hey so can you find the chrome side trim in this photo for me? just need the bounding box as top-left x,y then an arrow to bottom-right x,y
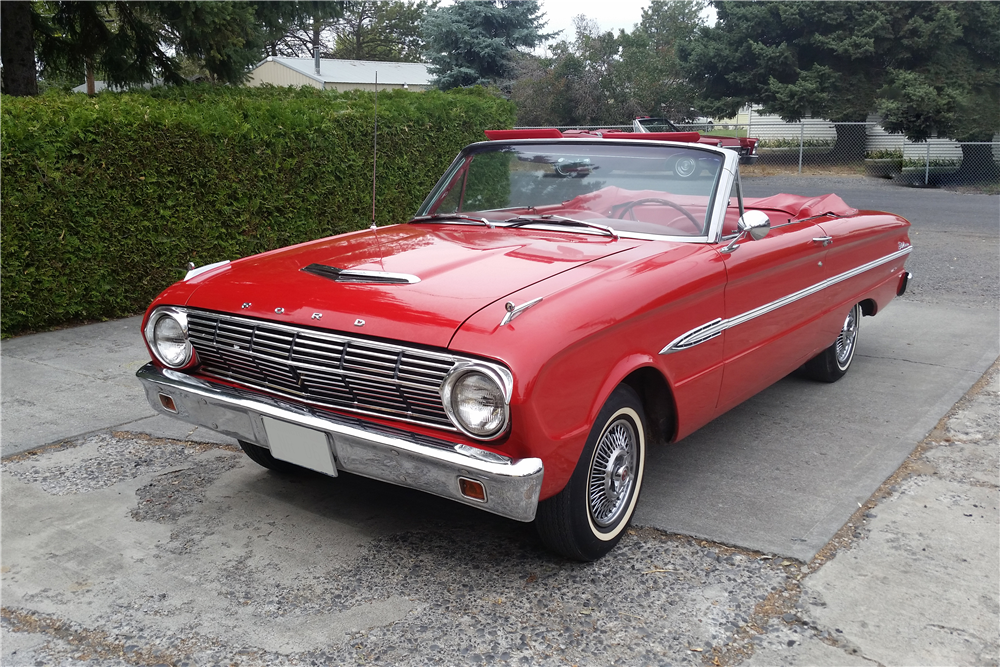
500,297 -> 543,326
137,363 -> 543,522
660,246 -> 913,354
661,318 -> 724,353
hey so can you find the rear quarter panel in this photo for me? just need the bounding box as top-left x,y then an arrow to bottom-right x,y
813,211 -> 912,342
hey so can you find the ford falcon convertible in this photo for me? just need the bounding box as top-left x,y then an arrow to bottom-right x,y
137,128 -> 912,561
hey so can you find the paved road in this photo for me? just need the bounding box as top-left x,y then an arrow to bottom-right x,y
2,175 -> 997,665
742,174 -> 999,310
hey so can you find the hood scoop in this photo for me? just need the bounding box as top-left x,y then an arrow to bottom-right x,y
301,263 -> 421,285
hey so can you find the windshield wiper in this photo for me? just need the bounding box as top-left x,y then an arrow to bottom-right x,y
408,213 -> 494,228
503,214 -> 619,239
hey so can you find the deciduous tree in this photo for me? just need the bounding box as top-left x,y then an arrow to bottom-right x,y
332,1 -> 435,62
510,3 -> 705,127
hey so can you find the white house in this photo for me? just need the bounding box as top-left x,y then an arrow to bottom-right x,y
247,57 -> 433,92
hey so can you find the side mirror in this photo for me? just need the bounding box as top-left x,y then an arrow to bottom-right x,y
722,210 -> 771,254
737,210 -> 770,240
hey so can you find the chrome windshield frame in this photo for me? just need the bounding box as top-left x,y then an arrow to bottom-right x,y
415,138 -> 740,245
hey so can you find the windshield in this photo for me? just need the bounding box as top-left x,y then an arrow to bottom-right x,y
417,141 -> 724,237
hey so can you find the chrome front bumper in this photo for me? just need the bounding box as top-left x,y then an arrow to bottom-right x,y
136,363 -> 543,521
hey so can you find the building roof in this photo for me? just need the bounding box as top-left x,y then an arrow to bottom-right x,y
257,57 -> 432,87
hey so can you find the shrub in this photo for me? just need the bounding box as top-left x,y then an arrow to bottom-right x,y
757,138 -> 834,149
0,85 -> 515,336
865,149 -> 903,160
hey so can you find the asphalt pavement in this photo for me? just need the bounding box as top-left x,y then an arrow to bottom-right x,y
2,175 -> 998,665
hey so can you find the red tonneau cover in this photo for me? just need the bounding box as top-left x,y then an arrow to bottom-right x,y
483,128 -> 704,144
484,129 -> 564,140
600,131 -> 702,143
745,193 -> 857,220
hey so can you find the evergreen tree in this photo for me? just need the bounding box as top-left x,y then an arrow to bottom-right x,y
252,1 -> 344,59
1,2 -> 40,96
1,1 -> 342,94
683,1 -> 1000,161
421,0 -> 551,90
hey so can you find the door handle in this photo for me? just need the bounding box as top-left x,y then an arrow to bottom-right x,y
812,236 -> 833,247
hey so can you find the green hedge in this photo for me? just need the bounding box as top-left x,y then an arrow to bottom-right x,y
1,85 -> 515,337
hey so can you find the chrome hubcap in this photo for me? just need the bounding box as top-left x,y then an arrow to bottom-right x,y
589,418 -> 637,528
675,158 -> 697,178
835,305 -> 859,369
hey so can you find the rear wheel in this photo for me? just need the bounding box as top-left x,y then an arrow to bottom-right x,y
535,385 -> 647,561
239,439 -> 302,473
803,303 -> 861,382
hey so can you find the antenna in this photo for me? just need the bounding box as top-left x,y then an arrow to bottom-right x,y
371,71 -> 378,230
370,71 -> 386,271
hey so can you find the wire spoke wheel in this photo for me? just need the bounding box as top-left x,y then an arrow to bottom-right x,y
588,418 -> 638,528
835,305 -> 860,370
534,385 -> 648,561
802,302 -> 862,383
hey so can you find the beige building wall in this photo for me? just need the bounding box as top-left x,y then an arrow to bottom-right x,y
324,82 -> 430,92
247,61 -> 322,89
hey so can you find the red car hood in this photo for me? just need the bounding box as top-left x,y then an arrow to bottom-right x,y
182,224 -> 637,348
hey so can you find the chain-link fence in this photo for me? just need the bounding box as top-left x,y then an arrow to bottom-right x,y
718,119 -> 1000,189
516,121 -> 1000,190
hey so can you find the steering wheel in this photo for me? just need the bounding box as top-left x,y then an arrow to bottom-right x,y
615,198 -> 702,233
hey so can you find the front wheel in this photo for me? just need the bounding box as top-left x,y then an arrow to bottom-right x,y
535,385 -> 647,561
802,303 -> 861,382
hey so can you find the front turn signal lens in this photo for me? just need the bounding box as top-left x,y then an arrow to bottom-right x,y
459,477 -> 487,502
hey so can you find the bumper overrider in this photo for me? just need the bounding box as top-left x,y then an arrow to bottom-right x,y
136,363 -> 544,521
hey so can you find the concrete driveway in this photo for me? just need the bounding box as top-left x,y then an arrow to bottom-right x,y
2,175 -> 997,665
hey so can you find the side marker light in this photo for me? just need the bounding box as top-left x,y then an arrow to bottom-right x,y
158,393 -> 178,413
459,477 -> 488,503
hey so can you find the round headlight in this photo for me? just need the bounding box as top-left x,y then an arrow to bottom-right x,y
448,371 -> 507,438
151,312 -> 192,368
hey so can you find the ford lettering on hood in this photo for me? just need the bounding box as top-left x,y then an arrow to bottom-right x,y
179,224 -> 637,348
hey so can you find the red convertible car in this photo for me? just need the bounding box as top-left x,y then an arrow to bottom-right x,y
137,129 -> 912,560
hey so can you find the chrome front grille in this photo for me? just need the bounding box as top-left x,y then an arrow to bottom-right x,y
186,311 -> 458,429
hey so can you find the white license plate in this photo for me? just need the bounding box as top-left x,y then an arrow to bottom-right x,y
262,417 -> 337,476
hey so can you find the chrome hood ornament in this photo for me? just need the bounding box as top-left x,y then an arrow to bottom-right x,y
501,297 -> 543,326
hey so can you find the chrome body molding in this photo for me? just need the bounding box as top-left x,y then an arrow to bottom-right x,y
660,246 -> 913,355
500,297 -> 543,327
661,318 -> 724,353
136,363 -> 543,522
